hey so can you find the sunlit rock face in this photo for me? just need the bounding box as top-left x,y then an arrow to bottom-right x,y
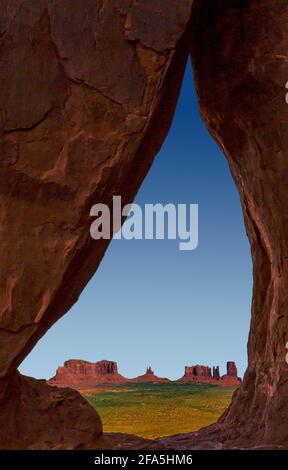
179,362 -> 241,386
130,366 -> 170,383
48,359 -> 128,388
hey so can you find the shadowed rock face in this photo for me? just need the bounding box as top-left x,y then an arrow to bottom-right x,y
0,0 -> 193,449
226,362 -> 237,377
183,0 -> 288,449
213,366 -> 220,381
0,371 -> 102,450
1,0 -> 288,450
0,0 -> 193,379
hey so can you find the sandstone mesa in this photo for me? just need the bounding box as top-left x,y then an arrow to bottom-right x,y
47,360 -> 241,388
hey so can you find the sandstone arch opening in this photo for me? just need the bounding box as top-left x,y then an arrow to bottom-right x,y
20,58 -> 251,443
1,0 -> 288,450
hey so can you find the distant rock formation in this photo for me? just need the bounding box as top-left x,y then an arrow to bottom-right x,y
48,359 -> 241,390
227,361 -> 238,377
213,366 -> 220,381
48,360 -> 128,389
48,362 -> 171,388
130,366 -> 170,383
220,362 -> 241,386
180,361 -> 241,386
181,364 -> 214,383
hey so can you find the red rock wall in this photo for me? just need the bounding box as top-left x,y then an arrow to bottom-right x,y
188,365 -> 212,378
0,371 -> 102,450
48,359 -> 128,388
63,359 -> 119,376
0,0 -> 193,449
226,362 -> 238,377
180,363 -> 241,386
0,0 -> 288,450
187,0 -> 288,448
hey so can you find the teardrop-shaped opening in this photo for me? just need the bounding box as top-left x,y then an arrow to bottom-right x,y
20,59 -> 252,441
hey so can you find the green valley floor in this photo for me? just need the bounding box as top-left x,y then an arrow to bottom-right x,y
84,382 -> 236,439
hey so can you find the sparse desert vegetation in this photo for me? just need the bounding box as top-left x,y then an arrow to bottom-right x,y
84,382 -> 236,439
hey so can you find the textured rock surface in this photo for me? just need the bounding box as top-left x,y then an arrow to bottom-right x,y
0,0 -> 193,378
48,359 -> 128,388
180,362 -> 241,386
181,364 -> 213,382
1,0 -> 288,451
130,366 -> 170,383
186,0 -> 288,449
219,362 -> 241,387
190,365 -> 211,378
0,371 -> 102,449
0,0 -> 193,449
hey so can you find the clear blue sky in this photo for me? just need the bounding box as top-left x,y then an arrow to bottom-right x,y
20,59 -> 252,381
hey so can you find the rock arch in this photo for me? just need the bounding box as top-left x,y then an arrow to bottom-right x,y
0,0 -> 287,449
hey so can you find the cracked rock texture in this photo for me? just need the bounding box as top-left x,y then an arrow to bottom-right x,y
182,0 -> 288,449
0,0 -> 193,449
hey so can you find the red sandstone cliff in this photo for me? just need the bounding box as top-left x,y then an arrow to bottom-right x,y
181,364 -> 213,382
48,361 -> 240,389
48,363 -> 171,387
48,360 -> 128,388
219,362 -> 241,387
180,362 -> 241,386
